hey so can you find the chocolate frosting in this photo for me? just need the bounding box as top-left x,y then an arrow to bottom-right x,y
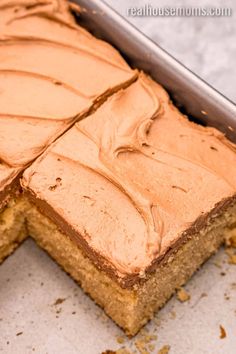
0,0 -> 136,207
22,73 -> 236,286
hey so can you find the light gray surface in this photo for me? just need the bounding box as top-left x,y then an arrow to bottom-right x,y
1,1 -> 236,354
106,0 -> 236,103
0,240 -> 235,354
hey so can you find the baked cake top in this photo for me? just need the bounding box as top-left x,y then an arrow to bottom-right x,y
22,73 -> 236,287
0,0 -> 136,209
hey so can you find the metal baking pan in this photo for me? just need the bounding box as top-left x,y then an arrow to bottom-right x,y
72,0 -> 236,142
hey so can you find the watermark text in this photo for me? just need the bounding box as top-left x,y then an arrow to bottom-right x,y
127,6 -> 232,17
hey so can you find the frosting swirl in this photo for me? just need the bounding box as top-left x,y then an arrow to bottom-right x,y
0,0 -> 136,205
22,74 -> 236,282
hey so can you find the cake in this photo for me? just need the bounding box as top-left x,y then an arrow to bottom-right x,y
1,0 -> 236,337
22,74 -> 236,335
0,0 -> 136,262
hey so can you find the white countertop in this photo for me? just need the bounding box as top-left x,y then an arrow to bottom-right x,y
1,241 -> 235,354
106,0 -> 236,103
0,1 -> 235,353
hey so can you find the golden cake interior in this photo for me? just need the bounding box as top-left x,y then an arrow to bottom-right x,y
26,198 -> 236,336
0,197 -> 29,264
1,192 -> 236,335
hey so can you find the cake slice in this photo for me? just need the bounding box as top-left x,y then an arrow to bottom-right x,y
0,0 -> 136,263
22,73 -> 236,335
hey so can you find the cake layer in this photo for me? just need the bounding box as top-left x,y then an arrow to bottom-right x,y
26,198 -> 236,335
0,0 -> 136,209
0,197 -> 29,263
22,73 -> 236,287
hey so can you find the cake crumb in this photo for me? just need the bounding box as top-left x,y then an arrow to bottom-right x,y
142,329 -> 157,343
219,325 -> 226,339
170,310 -> 176,319
134,330 -> 157,354
157,345 -> 170,354
16,332 -> 23,336
224,293 -> 230,300
116,336 -> 125,344
226,234 -> 236,248
135,339 -> 147,354
49,177 -> 62,191
148,343 -> 155,351
231,282 -> 236,289
213,261 -> 222,268
53,298 -> 66,306
146,334 -> 157,342
210,146 -> 218,151
116,350 -> 132,354
102,349 -> 132,354
177,288 -> 190,302
140,331 -> 157,344
225,247 -> 236,264
117,349 -> 132,354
